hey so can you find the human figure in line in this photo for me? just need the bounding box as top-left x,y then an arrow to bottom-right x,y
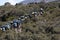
13,19 -> 18,33
0,25 -> 6,32
24,14 -> 29,19
13,19 -> 22,33
40,8 -> 44,15
5,23 -> 11,30
17,18 -> 22,33
32,12 -> 38,17
20,16 -> 25,21
10,21 -> 13,29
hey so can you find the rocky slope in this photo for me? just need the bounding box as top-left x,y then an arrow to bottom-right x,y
0,1 -> 60,40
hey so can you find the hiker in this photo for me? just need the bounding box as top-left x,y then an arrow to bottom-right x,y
18,19 -> 22,32
13,18 -> 22,28
1,25 -> 6,32
32,12 -> 38,18
18,18 -> 23,23
13,19 -> 18,28
9,21 -> 13,29
20,16 -> 25,21
40,8 -> 44,15
2,27 -> 6,32
24,14 -> 29,19
34,12 -> 38,16
13,19 -> 22,32
5,23 -> 11,30
17,18 -> 22,28
13,19 -> 18,33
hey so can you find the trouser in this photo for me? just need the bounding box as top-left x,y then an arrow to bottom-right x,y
15,24 -> 22,33
17,24 -> 22,32
15,28 -> 22,33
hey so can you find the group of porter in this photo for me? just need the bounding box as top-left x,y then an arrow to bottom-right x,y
0,8 -> 44,32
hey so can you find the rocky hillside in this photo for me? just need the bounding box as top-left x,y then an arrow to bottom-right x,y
0,1 -> 60,40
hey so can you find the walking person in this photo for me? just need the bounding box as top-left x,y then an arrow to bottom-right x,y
40,8 -> 44,15
13,19 -> 18,33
